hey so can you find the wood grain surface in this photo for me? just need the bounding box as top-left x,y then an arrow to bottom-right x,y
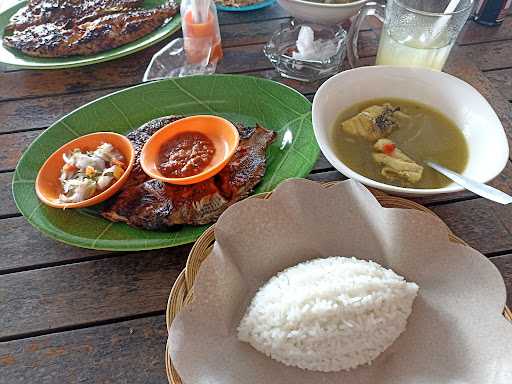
0,316 -> 168,384
1,5 -> 511,383
486,69 -> 512,100
0,172 -> 17,217
0,216 -> 108,272
0,251 -> 187,340
460,40 -> 512,71
1,130 -> 41,171
0,89 -> 118,133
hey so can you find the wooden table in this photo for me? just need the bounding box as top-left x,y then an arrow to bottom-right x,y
1,4 -> 512,383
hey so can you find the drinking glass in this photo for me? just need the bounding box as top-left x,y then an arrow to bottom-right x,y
347,0 -> 474,71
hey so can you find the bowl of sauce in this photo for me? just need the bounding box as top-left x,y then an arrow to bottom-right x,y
140,115 -> 240,185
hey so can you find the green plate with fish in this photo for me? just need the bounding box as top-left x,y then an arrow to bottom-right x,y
0,0 -> 181,69
12,75 -> 319,251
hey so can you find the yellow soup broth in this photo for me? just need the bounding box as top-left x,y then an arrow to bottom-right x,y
332,98 -> 469,189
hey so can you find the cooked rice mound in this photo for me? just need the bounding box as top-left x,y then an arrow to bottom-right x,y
237,256 -> 419,372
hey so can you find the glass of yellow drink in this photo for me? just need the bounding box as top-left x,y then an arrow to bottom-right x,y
347,0 -> 474,71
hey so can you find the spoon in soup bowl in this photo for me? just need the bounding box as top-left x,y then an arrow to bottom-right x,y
425,161 -> 512,205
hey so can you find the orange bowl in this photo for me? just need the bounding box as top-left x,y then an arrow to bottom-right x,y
140,115 -> 240,185
35,132 -> 135,209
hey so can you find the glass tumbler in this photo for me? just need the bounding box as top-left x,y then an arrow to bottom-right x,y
347,0 -> 474,71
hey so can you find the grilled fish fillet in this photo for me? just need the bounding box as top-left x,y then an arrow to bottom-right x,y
102,116 -> 276,230
5,0 -> 143,33
3,6 -> 176,58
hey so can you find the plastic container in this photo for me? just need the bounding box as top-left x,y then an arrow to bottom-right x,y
181,0 -> 223,64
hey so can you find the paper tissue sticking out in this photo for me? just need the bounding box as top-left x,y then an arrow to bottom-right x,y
292,26 -> 338,61
263,22 -> 347,82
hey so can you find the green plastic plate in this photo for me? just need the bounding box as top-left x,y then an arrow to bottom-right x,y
13,75 -> 319,251
0,0 -> 181,69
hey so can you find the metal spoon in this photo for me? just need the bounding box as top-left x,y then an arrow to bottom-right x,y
425,161 -> 512,205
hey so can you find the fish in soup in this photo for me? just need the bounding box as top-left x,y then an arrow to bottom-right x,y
332,98 -> 469,189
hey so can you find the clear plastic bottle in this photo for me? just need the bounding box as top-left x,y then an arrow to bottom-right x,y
180,0 -> 223,64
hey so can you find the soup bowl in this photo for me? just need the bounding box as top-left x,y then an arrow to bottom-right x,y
312,66 -> 509,196
277,0 -> 368,25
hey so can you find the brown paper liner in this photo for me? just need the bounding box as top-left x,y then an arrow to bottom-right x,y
165,182 -> 512,384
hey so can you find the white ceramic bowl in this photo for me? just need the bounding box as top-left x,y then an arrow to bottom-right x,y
312,66 -> 509,196
277,0 -> 367,24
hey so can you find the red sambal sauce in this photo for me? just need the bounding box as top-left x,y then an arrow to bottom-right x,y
158,132 -> 216,178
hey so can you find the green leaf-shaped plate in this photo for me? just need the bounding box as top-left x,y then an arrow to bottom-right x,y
13,75 -> 319,251
0,0 -> 181,69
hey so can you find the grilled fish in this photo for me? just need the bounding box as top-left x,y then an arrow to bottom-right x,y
3,5 -> 176,58
5,0 -> 144,33
3,1 -> 177,58
102,117 -> 276,230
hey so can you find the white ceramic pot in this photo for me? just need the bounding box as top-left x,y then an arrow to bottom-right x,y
312,65 -> 509,196
277,0 -> 367,24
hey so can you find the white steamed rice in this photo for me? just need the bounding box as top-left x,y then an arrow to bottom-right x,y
237,256 -> 419,372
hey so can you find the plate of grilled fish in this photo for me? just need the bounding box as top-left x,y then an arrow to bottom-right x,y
0,0 -> 180,69
13,75 -> 319,250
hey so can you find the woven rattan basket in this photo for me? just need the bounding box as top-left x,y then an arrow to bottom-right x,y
165,182 -> 512,384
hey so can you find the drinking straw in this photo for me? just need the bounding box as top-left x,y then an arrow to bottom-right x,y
191,0 -> 209,23
199,0 -> 209,23
191,0 -> 200,23
431,0 -> 462,39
